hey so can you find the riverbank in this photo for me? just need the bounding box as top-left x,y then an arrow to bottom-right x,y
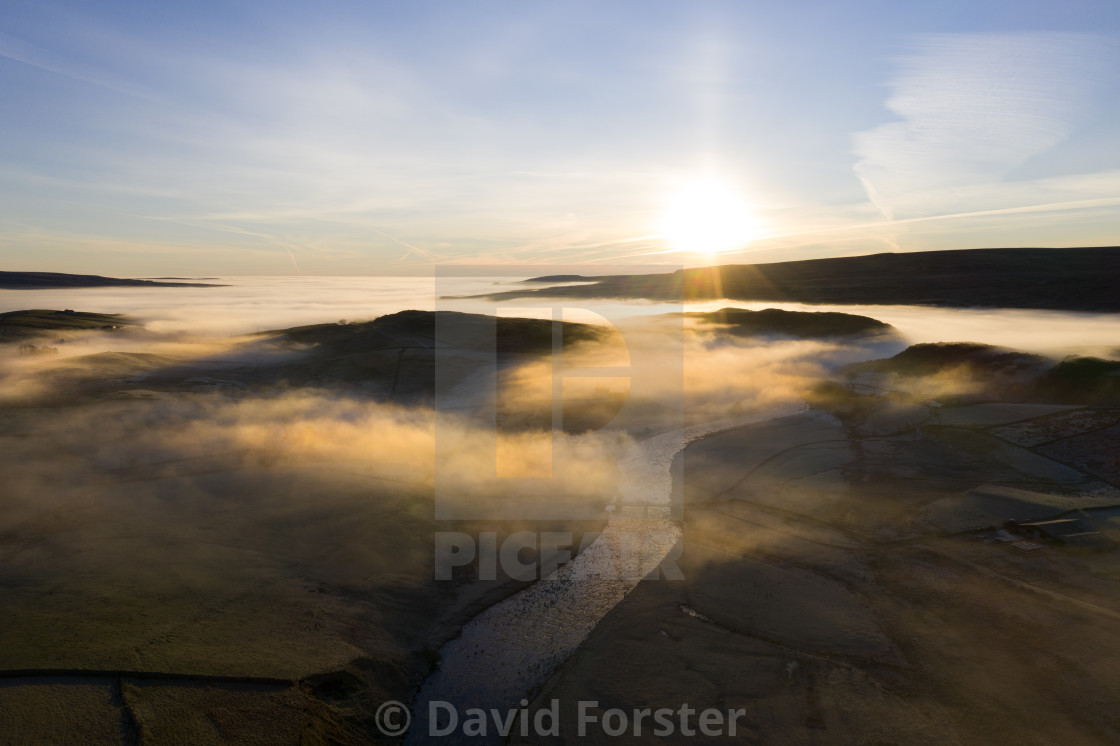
407,403 -> 806,744
507,400 -> 1120,744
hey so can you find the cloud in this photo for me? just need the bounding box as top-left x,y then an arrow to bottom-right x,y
854,33 -> 1117,221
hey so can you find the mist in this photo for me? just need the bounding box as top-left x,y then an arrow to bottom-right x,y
6,276 -> 1120,354
4,274 -> 1120,745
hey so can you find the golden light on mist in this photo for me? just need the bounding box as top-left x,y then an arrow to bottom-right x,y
660,176 -> 764,260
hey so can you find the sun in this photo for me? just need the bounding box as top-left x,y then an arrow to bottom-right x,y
660,176 -> 763,258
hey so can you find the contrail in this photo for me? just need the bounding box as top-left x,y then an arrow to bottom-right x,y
372,227 -> 434,262
0,32 -> 159,103
763,195 -> 1120,243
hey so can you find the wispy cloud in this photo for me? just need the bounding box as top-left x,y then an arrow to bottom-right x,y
854,33 -> 1117,221
4,7 -> 1119,274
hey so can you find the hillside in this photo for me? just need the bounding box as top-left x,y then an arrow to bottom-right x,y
0,271 -> 223,289
685,307 -> 895,338
500,246 -> 1120,312
0,309 -> 135,342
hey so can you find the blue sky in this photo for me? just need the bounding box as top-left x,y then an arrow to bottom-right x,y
2,0 -> 1119,275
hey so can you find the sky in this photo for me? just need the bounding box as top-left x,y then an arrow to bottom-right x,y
1,0 -> 1119,276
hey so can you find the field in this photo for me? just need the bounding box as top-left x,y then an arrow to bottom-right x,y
3,306 -> 1120,743
511,394 -> 1120,744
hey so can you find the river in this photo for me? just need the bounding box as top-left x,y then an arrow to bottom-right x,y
405,402 -> 807,744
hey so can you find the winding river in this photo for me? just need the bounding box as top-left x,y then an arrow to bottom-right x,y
406,402 -> 806,744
